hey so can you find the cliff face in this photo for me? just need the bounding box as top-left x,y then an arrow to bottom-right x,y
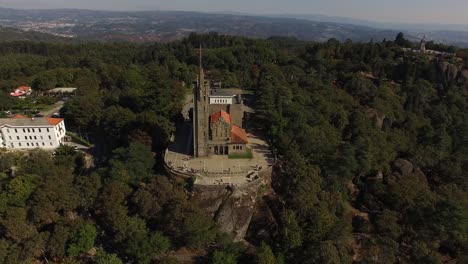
459,69 -> 468,90
438,62 -> 468,90
191,167 -> 273,242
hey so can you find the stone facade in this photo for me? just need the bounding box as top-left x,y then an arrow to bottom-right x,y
193,70 -> 247,156
192,62 -> 210,157
207,110 -> 248,156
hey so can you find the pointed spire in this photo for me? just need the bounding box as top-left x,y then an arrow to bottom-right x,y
198,42 -> 204,88
199,42 -> 202,70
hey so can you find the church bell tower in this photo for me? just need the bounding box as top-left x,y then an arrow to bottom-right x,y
193,44 -> 209,157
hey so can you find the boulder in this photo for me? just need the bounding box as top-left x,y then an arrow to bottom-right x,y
192,185 -> 231,215
346,181 -> 360,201
214,189 -> 256,241
87,247 -> 97,256
439,62 -> 450,75
438,62 -> 460,84
391,159 -> 429,186
446,64 -> 459,83
458,69 -> 468,90
365,108 -> 387,130
392,159 -> 413,176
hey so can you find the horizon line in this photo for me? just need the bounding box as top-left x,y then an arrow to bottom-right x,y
1,6 -> 468,29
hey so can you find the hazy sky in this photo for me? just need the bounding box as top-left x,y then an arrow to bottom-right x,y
1,0 -> 468,25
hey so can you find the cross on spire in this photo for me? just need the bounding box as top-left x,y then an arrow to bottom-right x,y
194,43 -> 208,71
194,43 -> 208,86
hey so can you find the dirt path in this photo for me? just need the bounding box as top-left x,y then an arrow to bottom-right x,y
41,101 -> 64,117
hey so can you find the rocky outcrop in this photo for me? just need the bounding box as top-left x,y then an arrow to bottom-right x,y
191,167 -> 273,242
192,184 -> 257,241
439,62 -> 449,75
387,158 -> 427,186
439,62 -> 458,83
447,64 -> 459,83
391,158 -> 414,176
214,187 -> 256,241
439,62 -> 468,90
365,108 -> 392,130
458,69 -> 468,90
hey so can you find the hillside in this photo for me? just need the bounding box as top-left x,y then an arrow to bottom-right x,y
0,34 -> 466,263
0,26 -> 68,42
1,7 -> 467,46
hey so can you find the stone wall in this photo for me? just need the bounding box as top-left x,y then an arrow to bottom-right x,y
229,104 -> 244,127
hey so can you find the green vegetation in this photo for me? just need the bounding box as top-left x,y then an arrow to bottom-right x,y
228,148 -> 253,159
0,95 -> 58,116
0,32 -> 466,263
66,132 -> 93,147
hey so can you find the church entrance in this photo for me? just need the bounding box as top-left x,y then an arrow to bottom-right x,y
219,145 -> 224,155
212,145 -> 229,155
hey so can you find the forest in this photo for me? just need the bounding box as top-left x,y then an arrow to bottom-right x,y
0,33 -> 467,263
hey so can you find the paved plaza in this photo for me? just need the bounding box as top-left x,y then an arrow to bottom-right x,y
164,122 -> 273,186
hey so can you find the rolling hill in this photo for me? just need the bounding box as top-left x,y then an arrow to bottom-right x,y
0,7 -> 467,47
0,25 -> 68,42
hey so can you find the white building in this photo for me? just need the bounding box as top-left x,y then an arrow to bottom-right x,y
0,117 -> 67,149
210,95 -> 234,105
209,89 -> 241,105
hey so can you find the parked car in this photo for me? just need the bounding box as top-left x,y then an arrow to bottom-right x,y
51,112 -> 60,118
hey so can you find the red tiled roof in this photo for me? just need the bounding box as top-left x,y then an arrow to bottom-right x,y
47,118 -> 63,126
211,110 -> 231,124
13,114 -> 27,119
18,86 -> 31,91
231,125 -> 248,144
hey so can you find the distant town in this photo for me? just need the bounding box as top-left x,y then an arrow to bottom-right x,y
1,7 -> 468,46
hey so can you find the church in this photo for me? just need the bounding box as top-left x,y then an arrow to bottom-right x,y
192,52 -> 248,157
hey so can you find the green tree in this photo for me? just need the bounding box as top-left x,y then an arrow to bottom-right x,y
182,210 -> 217,249
0,207 -> 37,242
256,242 -> 276,264
31,71 -> 57,91
62,95 -> 103,129
394,32 -> 411,48
47,224 -> 71,258
94,248 -> 123,264
319,241 -> 341,264
375,210 -> 402,239
0,239 -> 10,263
67,223 -> 97,257
108,143 -> 155,184
100,106 -> 136,139
75,172 -> 102,209
212,250 -> 237,264
125,231 -> 170,264
0,152 -> 17,172
280,210 -> 302,250
6,174 -> 39,206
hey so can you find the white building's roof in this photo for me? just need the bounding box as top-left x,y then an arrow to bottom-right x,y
0,118 -> 63,127
46,87 -> 77,93
210,89 -> 237,97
